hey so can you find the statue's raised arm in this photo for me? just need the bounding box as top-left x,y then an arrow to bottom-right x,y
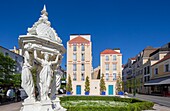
34,50 -> 42,63
51,53 -> 62,65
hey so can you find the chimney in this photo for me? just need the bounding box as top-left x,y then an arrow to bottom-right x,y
113,48 -> 120,53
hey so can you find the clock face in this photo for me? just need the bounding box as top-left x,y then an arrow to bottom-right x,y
36,23 -> 56,41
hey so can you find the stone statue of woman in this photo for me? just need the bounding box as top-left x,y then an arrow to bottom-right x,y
21,51 -> 35,101
34,50 -> 61,101
50,57 -> 62,100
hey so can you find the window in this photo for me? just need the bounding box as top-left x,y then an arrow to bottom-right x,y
105,64 -> 109,71
165,64 -> 169,72
15,56 -> 18,62
73,53 -> 77,61
147,66 -> 150,74
81,44 -> 85,51
73,64 -> 77,71
81,63 -> 85,71
154,68 -> 158,75
106,73 -> 109,81
5,52 -> 9,56
81,53 -> 85,61
122,77 -> 124,80
81,73 -> 85,81
113,73 -> 116,80
73,44 -> 77,51
73,73 -> 77,81
15,65 -> 18,72
113,64 -> 117,70
144,67 -> 146,75
113,55 -> 116,61
105,55 -> 109,61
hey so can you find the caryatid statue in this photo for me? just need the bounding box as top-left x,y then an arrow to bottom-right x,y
34,49 -> 61,101
50,56 -> 62,100
21,50 -> 35,101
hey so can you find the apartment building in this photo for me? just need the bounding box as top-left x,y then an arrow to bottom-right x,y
148,53 -> 170,96
144,43 -> 170,96
100,49 -> 122,95
67,34 -> 92,95
123,46 -> 157,93
122,58 -> 135,92
123,42 -> 170,95
0,46 -> 23,74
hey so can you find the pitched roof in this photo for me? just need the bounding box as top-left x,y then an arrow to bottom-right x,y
69,36 -> 90,44
152,53 -> 170,66
100,49 -> 120,54
130,58 -> 136,60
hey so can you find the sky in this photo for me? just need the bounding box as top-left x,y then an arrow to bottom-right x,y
0,0 -> 170,69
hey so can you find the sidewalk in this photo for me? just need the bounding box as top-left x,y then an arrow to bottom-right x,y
128,94 -> 170,111
128,94 -> 170,107
0,102 -> 22,111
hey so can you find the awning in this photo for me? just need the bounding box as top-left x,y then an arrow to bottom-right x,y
144,76 -> 170,86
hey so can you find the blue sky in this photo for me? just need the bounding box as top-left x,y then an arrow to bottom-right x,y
0,0 -> 170,69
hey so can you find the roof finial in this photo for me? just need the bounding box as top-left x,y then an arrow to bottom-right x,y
41,4 -> 48,16
43,5 -> 46,11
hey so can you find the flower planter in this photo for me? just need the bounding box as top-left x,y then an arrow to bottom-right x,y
85,91 -> 89,95
66,91 -> 71,95
118,91 -> 124,95
101,91 -> 106,95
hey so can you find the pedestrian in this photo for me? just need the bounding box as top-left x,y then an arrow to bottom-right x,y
6,88 -> 11,101
16,89 -> 21,102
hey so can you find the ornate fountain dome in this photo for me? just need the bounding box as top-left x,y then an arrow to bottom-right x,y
27,5 -> 62,44
19,5 -> 65,55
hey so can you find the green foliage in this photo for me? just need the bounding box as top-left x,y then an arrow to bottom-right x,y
60,96 -> 154,111
136,77 -> 141,87
31,67 -> 37,87
116,75 -> 123,92
84,76 -> 90,92
12,73 -> 21,87
127,80 -> 131,88
66,74 -> 72,92
100,74 -> 106,93
0,53 -> 16,86
60,96 -> 137,103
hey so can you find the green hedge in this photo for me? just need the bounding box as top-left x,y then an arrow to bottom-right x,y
60,96 -> 154,111
60,96 -> 141,103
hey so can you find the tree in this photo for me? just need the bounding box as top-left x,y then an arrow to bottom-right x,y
66,74 -> 72,93
31,67 -> 37,87
100,74 -> 106,93
12,73 -> 21,87
116,75 -> 123,93
84,76 -> 90,92
0,53 -> 16,86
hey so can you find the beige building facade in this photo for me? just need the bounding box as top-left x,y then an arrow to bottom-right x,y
67,34 -> 92,95
145,53 -> 170,96
100,49 -> 122,95
67,35 -> 123,95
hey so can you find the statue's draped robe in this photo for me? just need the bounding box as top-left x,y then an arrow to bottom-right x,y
39,60 -> 53,100
21,62 -> 35,99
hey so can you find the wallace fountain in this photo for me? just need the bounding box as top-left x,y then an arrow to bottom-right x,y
18,5 -> 66,111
